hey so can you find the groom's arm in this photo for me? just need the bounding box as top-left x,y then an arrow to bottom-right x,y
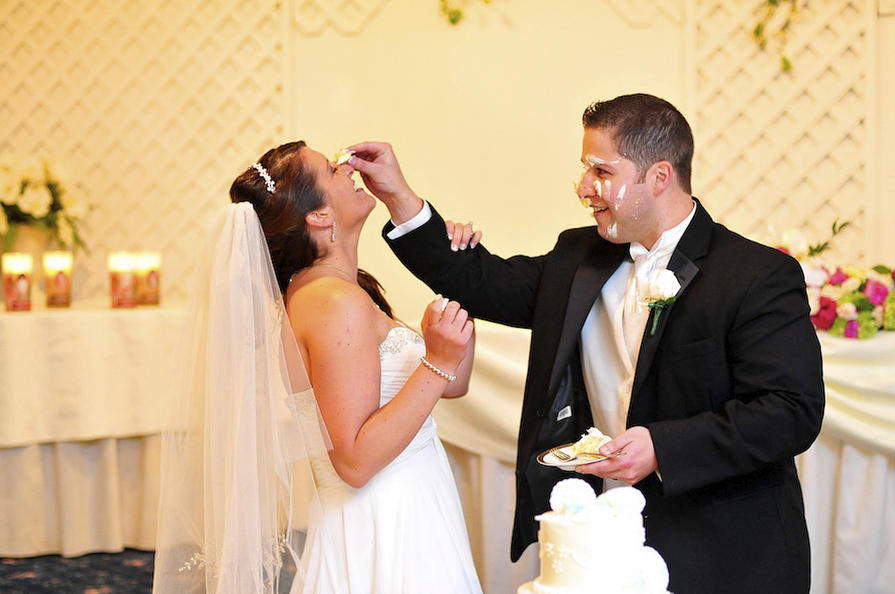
383,204 -> 544,329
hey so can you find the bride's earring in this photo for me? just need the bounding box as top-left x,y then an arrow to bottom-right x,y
331,219 -> 337,243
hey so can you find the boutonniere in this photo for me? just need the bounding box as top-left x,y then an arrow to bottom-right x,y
641,269 -> 681,335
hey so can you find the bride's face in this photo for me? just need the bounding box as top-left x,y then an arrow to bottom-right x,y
303,148 -> 376,223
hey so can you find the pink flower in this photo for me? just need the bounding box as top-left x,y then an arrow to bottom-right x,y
828,267 -> 849,285
811,296 -> 838,330
844,320 -> 859,338
863,279 -> 889,306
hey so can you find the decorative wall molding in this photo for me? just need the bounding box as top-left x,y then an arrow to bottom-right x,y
691,0 -> 874,261
602,0 -> 685,26
0,0 -> 287,301
292,0 -> 392,36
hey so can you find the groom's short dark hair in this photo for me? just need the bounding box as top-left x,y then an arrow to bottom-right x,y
583,93 -> 694,194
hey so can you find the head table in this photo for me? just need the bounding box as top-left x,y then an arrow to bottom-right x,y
1,305 -> 892,594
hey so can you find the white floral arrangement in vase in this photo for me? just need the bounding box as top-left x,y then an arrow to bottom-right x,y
0,155 -> 91,252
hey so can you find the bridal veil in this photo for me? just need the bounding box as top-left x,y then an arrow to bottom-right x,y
153,203 -> 329,593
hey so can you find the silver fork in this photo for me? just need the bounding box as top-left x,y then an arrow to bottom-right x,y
552,449 -> 574,461
553,449 -> 622,461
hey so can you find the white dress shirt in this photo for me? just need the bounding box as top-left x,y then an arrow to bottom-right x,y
579,203 -> 696,452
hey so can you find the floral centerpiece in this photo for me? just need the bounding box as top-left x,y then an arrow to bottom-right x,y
777,220 -> 895,339
0,155 -> 91,252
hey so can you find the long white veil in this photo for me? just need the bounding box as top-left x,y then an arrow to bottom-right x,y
153,202 -> 329,593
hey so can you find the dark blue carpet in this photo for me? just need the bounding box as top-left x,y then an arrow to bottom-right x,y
0,549 -> 154,594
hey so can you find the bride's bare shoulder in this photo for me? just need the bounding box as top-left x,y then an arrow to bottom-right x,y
286,277 -> 380,341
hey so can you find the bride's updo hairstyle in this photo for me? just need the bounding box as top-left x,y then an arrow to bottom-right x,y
230,140 -> 393,318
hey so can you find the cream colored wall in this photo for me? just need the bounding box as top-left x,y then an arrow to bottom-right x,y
1,0 -> 890,307
291,0 -> 688,317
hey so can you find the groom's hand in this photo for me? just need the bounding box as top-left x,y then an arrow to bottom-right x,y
348,141 -> 423,225
575,426 -> 658,486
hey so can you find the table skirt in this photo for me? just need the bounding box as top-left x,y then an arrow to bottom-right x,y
0,435 -> 160,558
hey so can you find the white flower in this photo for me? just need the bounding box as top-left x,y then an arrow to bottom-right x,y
596,485 -> 646,516
0,167 -> 18,205
841,277 -> 862,293
46,161 -> 71,188
9,155 -> 43,185
18,184 -> 53,218
59,187 -> 89,219
836,302 -> 859,321
807,286 -> 821,316
821,283 -> 847,302
780,229 -> 810,260
801,261 -> 828,288
645,269 -> 681,302
549,478 -> 598,516
641,269 -> 681,335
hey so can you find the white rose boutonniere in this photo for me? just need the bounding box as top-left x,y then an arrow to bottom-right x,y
642,269 -> 681,335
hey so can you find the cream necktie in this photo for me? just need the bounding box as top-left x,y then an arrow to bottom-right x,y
623,245 -> 652,365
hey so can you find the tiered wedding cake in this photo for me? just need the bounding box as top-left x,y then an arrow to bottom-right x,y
518,479 -> 671,594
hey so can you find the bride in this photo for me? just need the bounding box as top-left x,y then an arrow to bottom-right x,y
152,141 -> 483,593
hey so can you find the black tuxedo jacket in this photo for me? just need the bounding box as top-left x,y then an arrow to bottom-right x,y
384,200 -> 824,594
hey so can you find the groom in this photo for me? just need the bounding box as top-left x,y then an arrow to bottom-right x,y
350,93 -> 824,594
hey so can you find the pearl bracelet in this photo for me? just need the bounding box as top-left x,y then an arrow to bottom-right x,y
420,356 -> 457,382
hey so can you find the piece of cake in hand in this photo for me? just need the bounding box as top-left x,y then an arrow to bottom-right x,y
334,148 -> 354,165
518,478 -> 672,594
570,426 -> 612,455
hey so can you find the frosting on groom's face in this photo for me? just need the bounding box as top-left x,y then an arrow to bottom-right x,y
578,127 -> 656,247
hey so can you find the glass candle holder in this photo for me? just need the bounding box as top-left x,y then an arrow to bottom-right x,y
134,251 -> 161,305
2,252 -> 33,311
108,251 -> 137,308
43,251 -> 73,307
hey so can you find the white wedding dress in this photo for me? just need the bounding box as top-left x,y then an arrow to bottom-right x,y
296,326 -> 483,594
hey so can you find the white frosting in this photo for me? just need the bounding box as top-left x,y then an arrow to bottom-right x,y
518,480 -> 671,594
334,148 -> 354,165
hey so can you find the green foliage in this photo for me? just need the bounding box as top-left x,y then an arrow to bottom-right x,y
753,0 -> 799,71
807,218 -> 851,258
440,0 -> 491,25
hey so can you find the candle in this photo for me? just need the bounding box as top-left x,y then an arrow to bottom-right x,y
43,251 -> 73,307
2,252 -> 33,311
108,251 -> 137,308
134,251 -> 161,305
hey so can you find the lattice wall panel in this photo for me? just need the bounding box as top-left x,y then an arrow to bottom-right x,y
692,0 -> 873,261
1,0 -> 286,301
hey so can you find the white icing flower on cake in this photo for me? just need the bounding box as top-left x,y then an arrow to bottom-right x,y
596,485 -> 646,517
549,478 -> 597,516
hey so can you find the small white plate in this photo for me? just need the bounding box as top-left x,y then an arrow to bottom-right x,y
537,443 -> 608,471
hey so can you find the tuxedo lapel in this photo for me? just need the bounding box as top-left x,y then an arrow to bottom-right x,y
629,201 -> 712,405
547,247 -> 626,398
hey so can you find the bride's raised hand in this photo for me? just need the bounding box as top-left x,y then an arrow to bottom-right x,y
444,220 -> 482,251
420,295 -> 474,378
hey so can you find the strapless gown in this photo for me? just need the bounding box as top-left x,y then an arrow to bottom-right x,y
296,326 -> 483,593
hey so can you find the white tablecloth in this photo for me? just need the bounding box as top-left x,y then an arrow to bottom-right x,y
2,306 -> 893,594
0,302 -> 184,557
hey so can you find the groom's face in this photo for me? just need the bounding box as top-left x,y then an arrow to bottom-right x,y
578,127 -> 658,246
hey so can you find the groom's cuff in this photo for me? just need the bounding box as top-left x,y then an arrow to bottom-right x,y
386,200 -> 432,240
